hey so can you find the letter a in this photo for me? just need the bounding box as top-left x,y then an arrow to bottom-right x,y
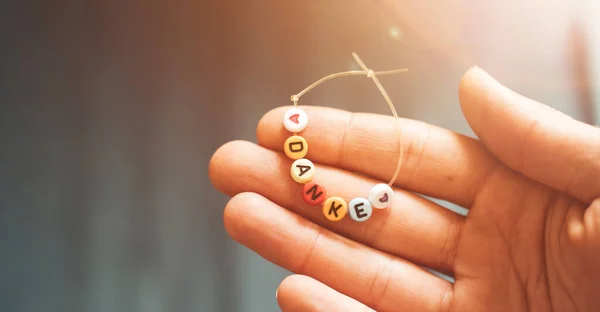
297,165 -> 312,177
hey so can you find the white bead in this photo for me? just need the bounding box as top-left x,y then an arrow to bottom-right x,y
368,183 -> 393,209
348,198 -> 373,222
283,108 -> 308,133
290,158 -> 315,183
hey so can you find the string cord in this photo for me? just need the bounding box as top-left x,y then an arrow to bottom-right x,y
290,53 -> 406,187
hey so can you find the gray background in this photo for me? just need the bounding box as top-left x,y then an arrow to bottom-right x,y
1,1 -> 598,311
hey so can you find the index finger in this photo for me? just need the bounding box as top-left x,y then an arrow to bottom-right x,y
257,106 -> 497,208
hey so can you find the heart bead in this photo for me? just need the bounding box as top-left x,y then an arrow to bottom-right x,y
368,183 -> 393,209
283,107 -> 308,133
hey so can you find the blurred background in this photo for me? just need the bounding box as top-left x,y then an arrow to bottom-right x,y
1,1 -> 599,311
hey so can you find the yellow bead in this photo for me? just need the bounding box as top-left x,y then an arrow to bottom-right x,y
322,196 -> 347,221
290,158 -> 315,183
284,135 -> 308,160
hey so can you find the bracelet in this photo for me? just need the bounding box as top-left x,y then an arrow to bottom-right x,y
283,53 -> 407,222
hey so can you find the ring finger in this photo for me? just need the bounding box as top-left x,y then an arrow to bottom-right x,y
225,192 -> 454,312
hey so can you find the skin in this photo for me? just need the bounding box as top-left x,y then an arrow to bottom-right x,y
209,67 -> 600,311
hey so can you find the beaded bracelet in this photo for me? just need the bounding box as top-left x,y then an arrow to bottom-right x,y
283,53 -> 407,222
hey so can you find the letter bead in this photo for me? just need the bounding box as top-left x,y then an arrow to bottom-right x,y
302,182 -> 327,206
368,183 -> 393,209
322,196 -> 347,221
284,135 -> 308,160
283,107 -> 308,133
348,198 -> 373,222
290,158 -> 315,183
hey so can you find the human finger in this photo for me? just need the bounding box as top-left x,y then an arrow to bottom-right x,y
257,106 -> 497,208
224,192 -> 454,312
209,140 -> 464,274
277,274 -> 374,312
459,66 -> 600,204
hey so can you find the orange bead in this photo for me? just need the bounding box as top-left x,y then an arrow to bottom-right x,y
322,196 -> 347,221
302,182 -> 326,206
284,135 -> 308,160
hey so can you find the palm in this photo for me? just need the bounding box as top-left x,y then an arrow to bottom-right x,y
456,180 -> 593,311
210,68 -> 600,311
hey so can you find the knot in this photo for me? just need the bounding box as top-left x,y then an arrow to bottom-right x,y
290,95 -> 299,102
366,69 -> 374,78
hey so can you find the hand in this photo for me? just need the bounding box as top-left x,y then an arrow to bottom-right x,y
209,67 -> 600,311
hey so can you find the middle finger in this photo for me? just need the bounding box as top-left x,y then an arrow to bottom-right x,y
210,140 -> 465,274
